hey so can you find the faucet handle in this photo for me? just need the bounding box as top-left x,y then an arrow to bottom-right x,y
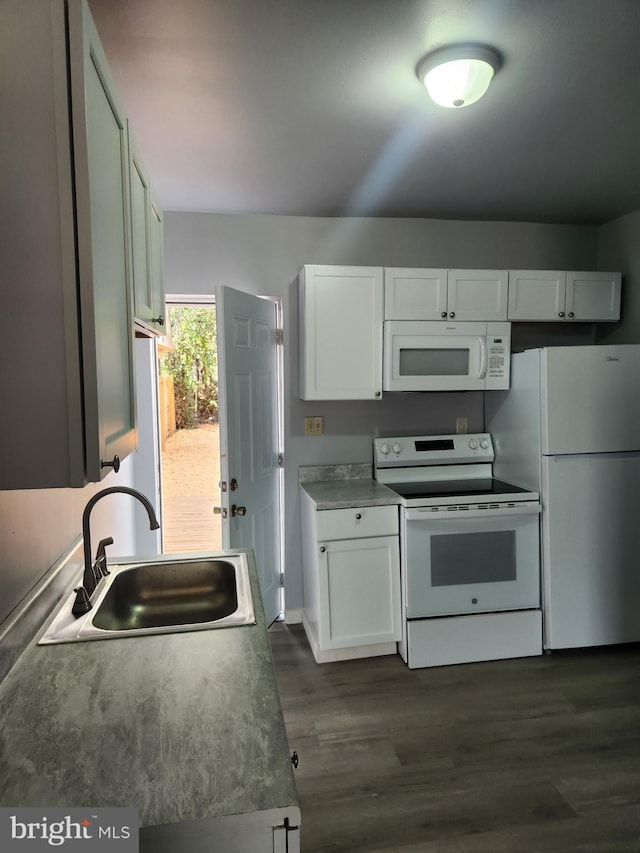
94,537 -> 114,579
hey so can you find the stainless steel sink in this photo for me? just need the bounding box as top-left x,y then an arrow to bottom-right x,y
39,552 -> 256,645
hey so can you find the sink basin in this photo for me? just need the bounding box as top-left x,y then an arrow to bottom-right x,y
39,552 -> 256,645
92,560 -> 240,631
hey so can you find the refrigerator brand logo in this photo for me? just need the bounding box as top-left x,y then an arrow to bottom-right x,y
1,808 -> 138,851
606,356 -> 620,361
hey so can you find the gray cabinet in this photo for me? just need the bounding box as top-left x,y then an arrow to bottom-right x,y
148,195 -> 166,333
129,127 -> 166,334
0,0 -> 136,488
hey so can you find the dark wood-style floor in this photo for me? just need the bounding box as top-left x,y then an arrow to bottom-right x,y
269,623 -> 640,853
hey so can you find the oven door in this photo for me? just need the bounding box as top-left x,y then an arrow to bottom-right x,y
383,321 -> 487,392
402,504 -> 540,617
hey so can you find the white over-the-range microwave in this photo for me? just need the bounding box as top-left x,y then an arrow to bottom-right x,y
383,320 -> 511,392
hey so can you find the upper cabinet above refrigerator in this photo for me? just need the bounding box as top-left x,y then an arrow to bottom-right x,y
508,271 -> 621,322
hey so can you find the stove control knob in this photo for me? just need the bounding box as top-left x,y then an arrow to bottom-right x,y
468,439 -> 478,450
480,438 -> 490,450
392,443 -> 402,454
380,443 -> 390,455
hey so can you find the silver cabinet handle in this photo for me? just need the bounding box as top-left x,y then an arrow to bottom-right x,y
355,513 -> 362,520
449,311 -> 456,318
568,312 -> 575,318
559,311 -> 565,318
319,545 -> 326,553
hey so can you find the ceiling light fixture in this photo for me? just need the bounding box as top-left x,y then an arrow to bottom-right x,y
416,45 -> 501,109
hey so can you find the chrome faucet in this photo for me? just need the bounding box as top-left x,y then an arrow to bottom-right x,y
72,486 -> 160,617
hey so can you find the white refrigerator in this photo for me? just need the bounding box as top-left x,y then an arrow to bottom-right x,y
486,345 -> 640,650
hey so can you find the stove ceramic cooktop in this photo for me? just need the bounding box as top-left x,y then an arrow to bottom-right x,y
383,477 -> 539,507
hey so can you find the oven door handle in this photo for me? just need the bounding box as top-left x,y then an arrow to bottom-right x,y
404,503 -> 541,521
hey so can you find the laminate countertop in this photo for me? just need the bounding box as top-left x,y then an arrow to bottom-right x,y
299,466 -> 401,511
0,549 -> 298,834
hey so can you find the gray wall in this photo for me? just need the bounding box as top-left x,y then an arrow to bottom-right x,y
598,208 -> 640,344
0,464 -> 136,629
164,211 -> 598,615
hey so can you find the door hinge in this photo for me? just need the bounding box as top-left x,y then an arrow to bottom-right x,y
279,572 -> 285,588
277,452 -> 284,468
276,328 -> 284,345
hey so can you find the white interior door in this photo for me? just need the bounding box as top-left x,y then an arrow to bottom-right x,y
217,286 -> 282,625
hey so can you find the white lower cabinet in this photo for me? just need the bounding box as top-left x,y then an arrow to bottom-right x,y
301,495 -> 401,663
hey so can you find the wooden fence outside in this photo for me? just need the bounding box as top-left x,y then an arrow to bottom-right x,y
159,374 -> 176,448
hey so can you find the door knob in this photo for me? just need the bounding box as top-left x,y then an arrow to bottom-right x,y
231,504 -> 247,517
213,506 -> 228,518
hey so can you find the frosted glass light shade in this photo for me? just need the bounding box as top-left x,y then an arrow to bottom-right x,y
417,46 -> 500,108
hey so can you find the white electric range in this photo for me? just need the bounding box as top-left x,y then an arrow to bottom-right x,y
374,433 -> 543,668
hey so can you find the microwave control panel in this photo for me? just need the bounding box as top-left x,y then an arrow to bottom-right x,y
485,323 -> 511,389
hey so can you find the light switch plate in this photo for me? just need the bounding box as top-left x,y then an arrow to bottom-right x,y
456,417 -> 469,434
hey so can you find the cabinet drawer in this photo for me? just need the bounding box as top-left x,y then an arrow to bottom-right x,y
316,505 -> 398,540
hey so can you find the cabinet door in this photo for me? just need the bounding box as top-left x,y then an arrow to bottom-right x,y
508,270 -> 567,321
566,271 -> 621,321
299,265 -> 383,400
149,195 -> 166,331
318,536 -> 401,649
383,268 -> 448,319
447,270 -> 508,320
69,0 -> 137,479
128,130 -> 154,326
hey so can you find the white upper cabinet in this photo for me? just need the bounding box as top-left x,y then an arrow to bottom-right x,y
447,269 -> 509,321
299,265 -> 383,400
566,271 -> 621,321
1,0 -> 136,488
508,271 -> 621,321
384,268 -> 508,321
384,268 -> 448,319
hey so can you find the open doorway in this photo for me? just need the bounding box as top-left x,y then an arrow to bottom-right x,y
159,299 -> 221,553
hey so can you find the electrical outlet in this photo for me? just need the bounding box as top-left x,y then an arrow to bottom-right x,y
456,417 -> 469,434
304,416 -> 324,436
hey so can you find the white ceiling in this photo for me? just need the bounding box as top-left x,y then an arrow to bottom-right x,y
88,0 -> 640,225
